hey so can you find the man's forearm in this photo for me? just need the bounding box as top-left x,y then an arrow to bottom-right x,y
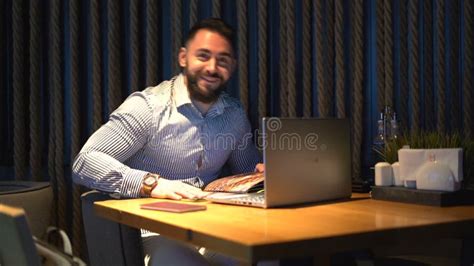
72,150 -> 148,198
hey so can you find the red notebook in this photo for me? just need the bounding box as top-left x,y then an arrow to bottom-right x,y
140,201 -> 207,213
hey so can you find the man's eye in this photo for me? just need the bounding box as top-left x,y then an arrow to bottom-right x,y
197,54 -> 209,60
218,58 -> 231,68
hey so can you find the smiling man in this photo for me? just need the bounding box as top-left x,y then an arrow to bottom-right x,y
73,18 -> 264,265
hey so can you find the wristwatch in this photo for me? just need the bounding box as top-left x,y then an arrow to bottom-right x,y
142,173 -> 160,196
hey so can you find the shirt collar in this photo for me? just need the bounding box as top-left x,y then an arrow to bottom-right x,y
174,74 -> 192,108
173,73 -> 231,117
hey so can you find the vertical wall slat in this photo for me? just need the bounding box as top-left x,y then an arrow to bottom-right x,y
449,0 -> 461,132
29,0 -> 42,181
13,0 -> 28,180
70,0 -> 80,167
335,0 -> 345,118
69,0 -> 84,258
351,0 -> 364,180
107,1 -> 123,113
212,0 -> 221,18
436,0 -> 446,133
258,0 -> 268,119
49,0 -> 67,231
286,0 -> 296,117
383,0 -> 393,108
237,0 -> 249,112
130,0 -> 140,91
315,0 -> 327,117
279,0 -> 288,117
91,0 -> 103,130
171,0 -> 182,75
302,0 -> 312,117
47,0 -> 57,230
190,0 -> 198,28
399,0 -> 409,131
326,0 -> 335,117
409,0 -> 420,133
464,0 -> 474,139
146,0 -> 159,86
376,0 -> 385,111
424,0 -> 435,131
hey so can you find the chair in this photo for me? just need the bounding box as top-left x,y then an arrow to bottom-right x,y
81,190 -> 144,266
0,204 -> 82,266
0,181 -> 53,238
0,204 -> 41,265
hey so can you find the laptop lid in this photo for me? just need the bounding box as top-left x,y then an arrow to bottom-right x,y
263,117 -> 352,207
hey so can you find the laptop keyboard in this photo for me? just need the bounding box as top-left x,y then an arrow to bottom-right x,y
235,194 -> 265,205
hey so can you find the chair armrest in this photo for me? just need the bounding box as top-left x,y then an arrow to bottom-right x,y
34,237 -> 86,266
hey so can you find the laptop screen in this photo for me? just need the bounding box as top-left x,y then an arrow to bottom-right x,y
262,118 -> 352,207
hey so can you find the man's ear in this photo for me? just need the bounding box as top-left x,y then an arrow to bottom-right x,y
178,47 -> 187,68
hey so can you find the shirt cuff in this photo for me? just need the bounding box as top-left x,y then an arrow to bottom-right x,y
120,168 -> 149,198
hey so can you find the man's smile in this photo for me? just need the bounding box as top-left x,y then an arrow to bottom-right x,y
201,75 -> 220,83
199,75 -> 222,88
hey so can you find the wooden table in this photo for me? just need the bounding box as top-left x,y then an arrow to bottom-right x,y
94,193 -> 474,264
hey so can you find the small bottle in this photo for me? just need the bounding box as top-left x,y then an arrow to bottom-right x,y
374,111 -> 385,145
383,106 -> 391,140
390,112 -> 399,140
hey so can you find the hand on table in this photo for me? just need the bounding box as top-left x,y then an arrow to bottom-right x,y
150,178 -> 208,200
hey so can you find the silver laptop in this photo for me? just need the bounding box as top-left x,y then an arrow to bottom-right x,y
207,117 -> 352,208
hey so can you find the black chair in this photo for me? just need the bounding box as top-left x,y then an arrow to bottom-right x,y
81,190 -> 144,266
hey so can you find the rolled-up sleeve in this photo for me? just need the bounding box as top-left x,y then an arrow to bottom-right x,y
72,92 -> 152,198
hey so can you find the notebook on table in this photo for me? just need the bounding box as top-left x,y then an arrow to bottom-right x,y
205,117 -> 352,208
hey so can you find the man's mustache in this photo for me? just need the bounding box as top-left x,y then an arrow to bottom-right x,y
203,72 -> 223,80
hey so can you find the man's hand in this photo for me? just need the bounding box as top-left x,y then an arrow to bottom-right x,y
150,178 -> 207,200
255,163 -> 265,173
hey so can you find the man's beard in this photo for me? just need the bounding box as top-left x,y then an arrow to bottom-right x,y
185,69 -> 227,104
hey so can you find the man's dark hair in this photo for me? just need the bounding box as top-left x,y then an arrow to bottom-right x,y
183,18 -> 235,54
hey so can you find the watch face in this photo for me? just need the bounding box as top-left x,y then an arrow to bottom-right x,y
144,176 -> 157,186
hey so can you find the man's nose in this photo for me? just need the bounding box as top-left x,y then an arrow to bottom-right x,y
205,58 -> 217,73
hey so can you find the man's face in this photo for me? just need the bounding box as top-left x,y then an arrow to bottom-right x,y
179,29 -> 235,103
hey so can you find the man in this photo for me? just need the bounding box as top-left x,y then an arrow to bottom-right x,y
73,18 -> 264,265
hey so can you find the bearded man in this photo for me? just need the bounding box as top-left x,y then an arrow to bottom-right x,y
73,18 -> 265,265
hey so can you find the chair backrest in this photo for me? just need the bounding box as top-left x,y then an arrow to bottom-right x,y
0,204 -> 41,266
81,190 -> 144,266
0,181 -> 53,238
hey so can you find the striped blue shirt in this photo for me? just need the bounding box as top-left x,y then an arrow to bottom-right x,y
73,74 -> 261,198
